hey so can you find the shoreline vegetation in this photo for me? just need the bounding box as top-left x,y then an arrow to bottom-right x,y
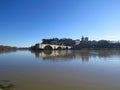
0,45 -> 17,54
0,45 -> 31,54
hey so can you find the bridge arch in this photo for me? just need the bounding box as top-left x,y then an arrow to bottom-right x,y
44,45 -> 53,50
65,47 -> 68,50
57,47 -> 62,50
37,44 -> 72,50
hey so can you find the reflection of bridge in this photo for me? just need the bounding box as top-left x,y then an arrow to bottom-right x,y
35,44 -> 72,50
36,50 -> 72,59
33,50 -> 90,61
32,50 -> 120,61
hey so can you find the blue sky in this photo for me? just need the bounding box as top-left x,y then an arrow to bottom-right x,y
0,0 -> 120,47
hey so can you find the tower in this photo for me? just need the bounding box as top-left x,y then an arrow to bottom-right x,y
85,37 -> 88,41
81,36 -> 84,41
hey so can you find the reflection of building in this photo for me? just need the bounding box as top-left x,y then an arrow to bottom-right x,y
35,50 -> 72,59
35,50 -> 94,62
31,50 -> 120,62
32,50 -> 96,62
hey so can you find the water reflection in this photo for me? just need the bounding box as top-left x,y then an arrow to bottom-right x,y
31,50 -> 120,61
0,50 -> 120,90
0,50 -> 16,55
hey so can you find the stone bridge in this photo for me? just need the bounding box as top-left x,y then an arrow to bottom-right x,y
35,44 -> 72,50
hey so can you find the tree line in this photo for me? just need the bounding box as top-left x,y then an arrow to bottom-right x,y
0,45 -> 17,53
42,38 -> 75,46
74,40 -> 120,49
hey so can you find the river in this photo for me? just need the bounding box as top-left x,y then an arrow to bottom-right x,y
0,50 -> 120,90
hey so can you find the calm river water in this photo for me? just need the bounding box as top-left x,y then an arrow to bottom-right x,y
0,50 -> 120,90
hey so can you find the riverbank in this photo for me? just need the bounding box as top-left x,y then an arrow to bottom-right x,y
0,45 -> 17,53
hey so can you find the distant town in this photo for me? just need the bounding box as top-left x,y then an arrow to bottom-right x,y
1,36 -> 120,53
31,36 -> 120,50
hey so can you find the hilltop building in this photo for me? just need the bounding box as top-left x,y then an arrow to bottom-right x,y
75,39 -> 80,45
81,36 -> 89,42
